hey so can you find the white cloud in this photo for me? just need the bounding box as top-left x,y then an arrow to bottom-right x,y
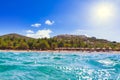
31,23 -> 41,27
26,30 -> 34,34
26,29 -> 52,39
45,20 -> 54,25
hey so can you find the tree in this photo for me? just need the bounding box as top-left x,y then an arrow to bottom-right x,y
39,40 -> 50,50
58,41 -> 64,47
16,40 -> 29,50
51,42 -> 58,49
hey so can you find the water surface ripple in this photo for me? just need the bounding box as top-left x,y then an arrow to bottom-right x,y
0,52 -> 119,80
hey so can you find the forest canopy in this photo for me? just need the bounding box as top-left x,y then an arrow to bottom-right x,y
0,33 -> 120,51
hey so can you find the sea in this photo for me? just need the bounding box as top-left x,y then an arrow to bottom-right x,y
0,52 -> 119,80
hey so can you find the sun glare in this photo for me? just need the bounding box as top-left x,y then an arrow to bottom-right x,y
96,4 -> 112,20
90,2 -> 116,25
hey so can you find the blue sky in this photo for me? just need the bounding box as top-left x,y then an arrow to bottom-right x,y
0,0 -> 120,41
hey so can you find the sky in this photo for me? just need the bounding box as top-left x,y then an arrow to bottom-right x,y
0,0 -> 120,41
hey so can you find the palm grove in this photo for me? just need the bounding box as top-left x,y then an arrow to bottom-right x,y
0,34 -> 120,51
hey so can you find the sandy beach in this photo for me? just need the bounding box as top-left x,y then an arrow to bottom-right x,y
0,50 -> 120,54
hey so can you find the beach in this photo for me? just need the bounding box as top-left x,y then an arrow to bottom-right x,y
0,49 -> 120,54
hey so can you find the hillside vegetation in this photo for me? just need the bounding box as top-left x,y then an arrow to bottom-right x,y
0,33 -> 120,51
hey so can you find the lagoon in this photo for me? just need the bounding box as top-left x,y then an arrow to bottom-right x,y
0,52 -> 120,80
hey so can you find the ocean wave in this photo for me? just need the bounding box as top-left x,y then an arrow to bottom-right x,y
0,52 -> 119,80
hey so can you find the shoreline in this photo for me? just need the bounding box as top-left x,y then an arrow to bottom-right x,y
0,50 -> 120,53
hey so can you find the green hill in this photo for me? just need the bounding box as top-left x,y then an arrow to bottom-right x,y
0,33 -> 32,40
0,33 -> 119,51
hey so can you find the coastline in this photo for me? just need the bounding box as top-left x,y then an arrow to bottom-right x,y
0,50 -> 120,54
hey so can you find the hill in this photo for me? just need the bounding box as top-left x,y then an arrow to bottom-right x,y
0,33 -> 119,51
54,34 -> 87,39
54,34 -> 110,43
0,33 -> 33,40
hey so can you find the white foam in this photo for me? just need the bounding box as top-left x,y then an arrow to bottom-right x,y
98,59 -> 115,66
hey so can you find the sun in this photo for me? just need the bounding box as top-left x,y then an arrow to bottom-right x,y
97,5 -> 112,19
95,4 -> 113,21
91,3 -> 116,23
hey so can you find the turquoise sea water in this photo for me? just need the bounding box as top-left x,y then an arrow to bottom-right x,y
0,52 -> 119,80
